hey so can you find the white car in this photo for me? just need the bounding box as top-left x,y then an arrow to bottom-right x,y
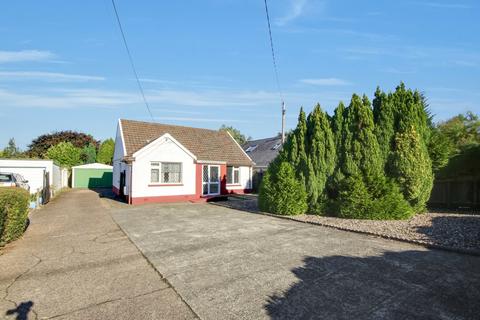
0,172 -> 30,192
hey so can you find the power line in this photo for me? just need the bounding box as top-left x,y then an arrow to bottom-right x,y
111,0 -> 154,121
263,0 -> 283,101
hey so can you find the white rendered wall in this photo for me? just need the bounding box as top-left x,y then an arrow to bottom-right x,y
226,166 -> 252,191
131,137 -> 196,198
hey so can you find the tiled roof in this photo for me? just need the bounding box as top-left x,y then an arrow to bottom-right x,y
243,136 -> 282,168
120,119 -> 253,166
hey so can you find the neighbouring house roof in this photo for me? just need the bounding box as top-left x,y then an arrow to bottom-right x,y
120,119 -> 253,166
243,136 -> 282,168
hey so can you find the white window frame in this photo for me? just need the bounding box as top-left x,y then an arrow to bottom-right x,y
226,166 -> 240,185
150,161 -> 182,185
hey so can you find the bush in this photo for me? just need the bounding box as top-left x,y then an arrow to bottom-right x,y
0,188 -> 30,245
259,162 -> 308,216
332,176 -> 413,220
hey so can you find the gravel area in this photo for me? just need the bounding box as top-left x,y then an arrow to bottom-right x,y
215,195 -> 480,254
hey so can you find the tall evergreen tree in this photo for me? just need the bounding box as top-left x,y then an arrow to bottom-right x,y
330,94 -> 411,219
390,127 -> 433,212
331,102 -> 345,152
305,104 -> 335,212
373,87 -> 395,162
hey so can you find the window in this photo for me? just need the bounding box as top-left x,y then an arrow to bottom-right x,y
150,162 -> 182,184
227,166 -> 240,184
245,145 -> 257,152
272,143 -> 281,150
151,162 -> 160,183
161,162 -> 182,183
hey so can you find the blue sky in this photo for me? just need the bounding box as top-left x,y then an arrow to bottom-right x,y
0,0 -> 479,149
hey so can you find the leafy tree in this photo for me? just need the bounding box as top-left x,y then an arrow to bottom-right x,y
305,104 -> 335,212
96,138 -> 115,165
45,142 -> 82,168
219,125 -> 251,146
27,131 -> 99,158
1,138 -> 23,159
258,161 -> 307,215
81,143 -> 97,164
436,111 -> 480,153
390,127 -> 433,212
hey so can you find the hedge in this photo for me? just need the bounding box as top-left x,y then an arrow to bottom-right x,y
0,187 -> 30,245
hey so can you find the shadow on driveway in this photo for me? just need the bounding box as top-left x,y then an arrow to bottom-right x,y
266,250 -> 480,319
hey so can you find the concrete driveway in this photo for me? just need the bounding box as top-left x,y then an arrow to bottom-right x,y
0,190 -> 196,320
112,202 -> 480,320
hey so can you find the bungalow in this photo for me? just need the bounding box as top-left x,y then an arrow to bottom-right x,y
113,119 -> 254,204
243,135 -> 282,191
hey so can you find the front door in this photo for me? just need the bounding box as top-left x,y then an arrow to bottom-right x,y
202,165 -> 220,196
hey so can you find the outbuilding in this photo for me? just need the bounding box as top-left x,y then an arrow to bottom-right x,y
113,119 -> 254,204
72,163 -> 113,188
0,159 -> 68,202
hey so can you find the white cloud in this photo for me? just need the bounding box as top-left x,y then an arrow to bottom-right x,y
0,50 -> 56,63
299,78 -> 351,86
0,71 -> 105,82
275,0 -> 309,26
411,2 -> 471,9
0,88 -> 139,109
154,116 -> 247,123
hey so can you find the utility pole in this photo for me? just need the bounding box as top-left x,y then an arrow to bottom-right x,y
281,100 -> 286,144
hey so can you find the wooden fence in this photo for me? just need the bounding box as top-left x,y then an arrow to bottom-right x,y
428,177 -> 480,209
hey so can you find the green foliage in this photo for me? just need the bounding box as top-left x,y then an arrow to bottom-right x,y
264,84 -> 437,220
96,138 -> 115,165
219,125 -> 251,146
305,104 -> 335,212
373,87 -> 395,162
334,176 -> 413,220
27,131 -> 98,158
436,111 -> 480,153
258,161 -> 307,215
390,127 -> 433,212
46,142 -> 82,168
428,127 -> 454,172
81,143 -> 97,164
1,138 -> 25,159
0,188 -> 30,245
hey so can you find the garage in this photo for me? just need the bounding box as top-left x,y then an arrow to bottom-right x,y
72,163 -> 113,188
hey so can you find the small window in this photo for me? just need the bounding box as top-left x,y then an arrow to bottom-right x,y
150,162 -> 160,183
272,143 -> 281,150
227,166 -> 240,184
245,145 -> 257,152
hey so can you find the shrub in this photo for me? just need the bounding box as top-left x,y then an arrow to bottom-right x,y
0,188 -> 30,245
333,176 -> 413,220
259,162 -> 307,216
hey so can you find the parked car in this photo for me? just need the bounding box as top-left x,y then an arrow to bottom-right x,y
0,172 -> 30,192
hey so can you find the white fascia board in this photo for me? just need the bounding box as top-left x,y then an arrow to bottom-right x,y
119,119 -> 127,156
225,131 -> 255,165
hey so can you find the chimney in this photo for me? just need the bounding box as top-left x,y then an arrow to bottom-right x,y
281,100 -> 286,144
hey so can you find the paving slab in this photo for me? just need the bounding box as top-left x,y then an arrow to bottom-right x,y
0,190 -> 197,320
112,202 -> 480,320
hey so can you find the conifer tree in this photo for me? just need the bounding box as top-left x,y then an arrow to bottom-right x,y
330,94 -> 412,219
373,87 -> 395,162
305,104 -> 335,212
331,102 -> 345,154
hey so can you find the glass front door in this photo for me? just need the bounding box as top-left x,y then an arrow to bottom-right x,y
202,165 -> 220,196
